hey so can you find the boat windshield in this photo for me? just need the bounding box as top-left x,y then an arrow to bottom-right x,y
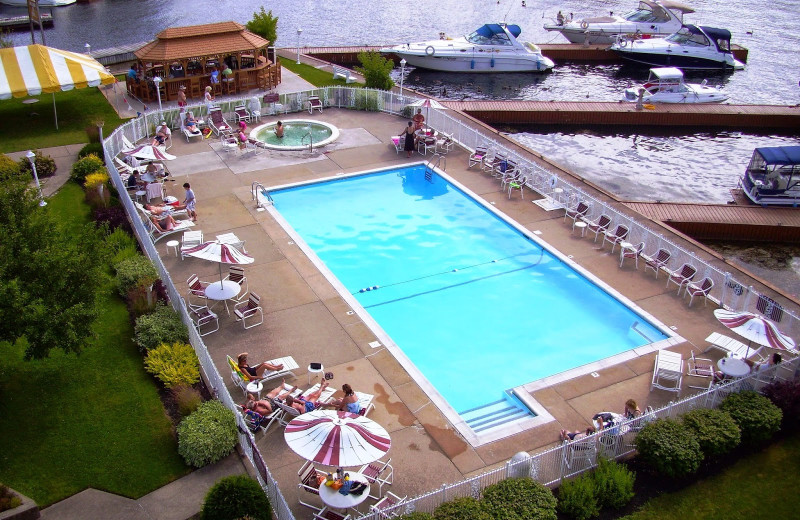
623,2 -> 670,23
665,27 -> 709,47
467,29 -> 513,46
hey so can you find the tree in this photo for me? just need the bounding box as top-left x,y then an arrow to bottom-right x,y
246,7 -> 278,46
0,178 -> 106,359
355,51 -> 395,90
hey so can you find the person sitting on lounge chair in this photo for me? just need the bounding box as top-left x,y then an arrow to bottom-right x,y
150,214 -> 177,232
329,383 -> 361,414
284,379 -> 331,413
237,352 -> 284,380
244,380 -> 298,415
145,203 -> 186,215
185,112 -> 199,133
624,399 -> 642,420
152,121 -> 170,146
560,426 -> 595,442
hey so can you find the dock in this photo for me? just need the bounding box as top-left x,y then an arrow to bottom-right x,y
0,12 -> 53,30
86,41 -> 147,66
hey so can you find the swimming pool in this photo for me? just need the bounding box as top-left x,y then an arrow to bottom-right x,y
268,165 -> 674,439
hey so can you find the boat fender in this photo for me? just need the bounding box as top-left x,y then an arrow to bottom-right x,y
548,175 -> 558,189
470,59 -> 475,69
425,45 -> 435,56
580,21 -> 589,30
620,38 -> 628,48
490,58 -> 495,68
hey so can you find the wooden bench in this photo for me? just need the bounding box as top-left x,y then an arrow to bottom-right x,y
332,65 -> 356,84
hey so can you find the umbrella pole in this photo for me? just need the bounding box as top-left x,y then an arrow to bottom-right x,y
219,263 -> 225,288
52,93 -> 58,130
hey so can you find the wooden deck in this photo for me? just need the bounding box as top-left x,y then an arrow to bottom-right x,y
624,200 -> 800,242
0,12 -> 53,30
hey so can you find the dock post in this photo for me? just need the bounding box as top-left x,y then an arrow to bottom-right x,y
635,88 -> 645,110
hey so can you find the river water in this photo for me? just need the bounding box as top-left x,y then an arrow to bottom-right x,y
3,0 -> 800,286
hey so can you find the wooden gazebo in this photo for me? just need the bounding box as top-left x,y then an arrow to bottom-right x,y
127,21 -> 281,103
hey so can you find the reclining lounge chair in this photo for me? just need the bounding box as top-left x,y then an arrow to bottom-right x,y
208,107 -> 232,136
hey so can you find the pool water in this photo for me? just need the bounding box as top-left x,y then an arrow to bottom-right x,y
251,120 -> 337,149
270,166 -> 668,414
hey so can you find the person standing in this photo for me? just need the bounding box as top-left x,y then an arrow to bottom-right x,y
413,109 -> 425,131
274,121 -> 284,138
204,86 -> 215,111
177,85 -> 187,109
183,182 -> 197,221
401,121 -> 416,158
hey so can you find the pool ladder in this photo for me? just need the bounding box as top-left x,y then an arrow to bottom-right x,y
427,153 -> 446,172
251,181 -> 273,208
301,125 -> 314,152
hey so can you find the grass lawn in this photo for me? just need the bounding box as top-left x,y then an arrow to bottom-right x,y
0,183 -> 189,506
0,86 -> 127,154
280,60 -> 363,88
623,433 -> 800,519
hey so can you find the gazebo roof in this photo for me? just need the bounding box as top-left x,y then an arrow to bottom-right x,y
135,21 -> 270,62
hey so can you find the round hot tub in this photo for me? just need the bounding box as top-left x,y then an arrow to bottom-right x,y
250,119 -> 340,150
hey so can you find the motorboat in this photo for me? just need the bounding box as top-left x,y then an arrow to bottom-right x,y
622,67 -> 729,103
611,25 -> 745,70
0,0 -> 75,5
381,23 -> 554,73
739,147 -> 800,207
544,0 -> 693,45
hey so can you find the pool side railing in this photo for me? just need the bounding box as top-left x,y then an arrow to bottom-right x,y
103,86 -> 799,520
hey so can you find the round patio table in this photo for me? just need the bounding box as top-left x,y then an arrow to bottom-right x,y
318,472 -> 370,511
204,280 -> 241,315
717,357 -> 750,378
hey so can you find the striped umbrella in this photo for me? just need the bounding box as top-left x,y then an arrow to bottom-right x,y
182,241 -> 254,287
123,144 -> 176,161
713,309 -> 796,354
285,410 -> 391,467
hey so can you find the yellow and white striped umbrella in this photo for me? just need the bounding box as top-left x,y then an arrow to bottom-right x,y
0,44 -> 115,100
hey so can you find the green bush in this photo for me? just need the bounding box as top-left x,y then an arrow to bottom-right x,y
70,154 -> 106,184
115,254 -> 158,297
398,513 -> 434,520
78,142 -> 105,161
144,341 -> 200,389
557,474 -> 599,520
105,227 -> 138,258
635,418 -> 702,478
134,304 -> 189,353
18,150 -> 57,178
0,154 -> 24,181
433,497 -> 490,520
177,400 -> 237,468
592,458 -> 635,509
762,379 -> 800,430
482,477 -> 557,520
201,474 -> 270,520
682,408 -> 741,458
355,50 -> 394,90
0,484 -> 22,513
173,384 -> 204,417
353,89 -> 381,111
720,391 -> 782,445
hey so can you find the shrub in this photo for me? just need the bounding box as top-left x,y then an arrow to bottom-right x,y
115,254 -> 158,296
144,341 -> 200,388
84,171 -> 110,190
762,379 -> 800,430
134,304 -> 189,353
177,400 -> 237,468
681,408 -> 741,458
201,474 -> 270,520
482,477 -> 557,520
0,484 -> 22,512
635,418 -> 702,478
355,50 -> 394,90
152,279 -> 170,305
78,142 -> 105,160
0,154 -> 23,181
398,513 -> 434,520
557,474 -> 599,520
173,384 -> 204,417
70,154 -> 106,184
433,497 -> 490,520
18,150 -> 57,178
591,458 -> 634,509
95,205 -> 132,234
105,227 -> 138,257
720,390 -> 782,445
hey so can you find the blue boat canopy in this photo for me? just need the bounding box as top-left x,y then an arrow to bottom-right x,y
697,26 -> 732,41
474,24 -> 521,38
755,146 -> 800,166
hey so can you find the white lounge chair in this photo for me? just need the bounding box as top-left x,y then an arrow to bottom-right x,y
179,112 -> 203,142
687,351 -> 715,389
226,355 -> 300,396
650,349 -> 683,395
145,214 -> 194,243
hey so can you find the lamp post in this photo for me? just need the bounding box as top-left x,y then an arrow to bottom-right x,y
153,76 -> 163,115
84,43 -> 91,55
296,28 -> 303,64
26,151 -> 46,207
399,58 -> 407,97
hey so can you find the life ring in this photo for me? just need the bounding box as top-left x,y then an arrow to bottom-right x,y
548,175 -> 558,189
580,21 -> 589,30
425,45 -> 435,56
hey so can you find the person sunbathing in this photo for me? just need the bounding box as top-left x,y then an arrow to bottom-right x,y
144,203 -> 186,215
243,380 -> 299,415
284,379 -> 330,414
150,214 -> 177,232
185,112 -> 199,132
329,383 -> 361,414
237,352 -> 284,380
560,426 -> 596,442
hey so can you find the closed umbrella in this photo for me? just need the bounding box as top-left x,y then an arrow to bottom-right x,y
713,309 -> 796,357
407,97 -> 447,127
123,144 -> 176,162
182,241 -> 254,288
285,409 -> 391,467
0,44 -> 116,128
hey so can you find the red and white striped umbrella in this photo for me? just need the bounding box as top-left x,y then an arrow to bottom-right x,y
123,144 -> 176,161
713,309 -> 796,352
182,241 -> 253,286
284,410 -> 391,467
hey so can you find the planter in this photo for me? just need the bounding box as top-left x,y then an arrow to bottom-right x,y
0,488 -> 39,520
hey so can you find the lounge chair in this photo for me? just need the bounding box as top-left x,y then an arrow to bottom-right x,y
664,263 -> 697,294
146,214 -> 194,243
220,133 -> 240,153
370,491 -> 407,519
641,247 -> 672,279
685,277 -> 714,307
233,292 -> 264,329
180,230 -> 204,260
390,135 -> 403,154
436,133 -> 455,154
482,152 -> 506,174
226,354 -> 299,395
562,436 -> 597,474
207,107 -> 232,136
179,112 -> 203,142
248,96 -> 262,121
188,304 -> 218,336
687,351 -> 715,389
114,156 -> 144,176
314,508 -> 351,520
585,214 -> 612,242
224,265 -> 248,302
619,241 -> 644,269
235,404 -> 282,438
307,95 -> 323,114
233,104 -> 251,124
186,274 -> 210,307
650,349 -> 683,395
355,391 -> 376,416
601,224 -> 629,253
359,458 -> 393,500
135,201 -> 188,221
298,460 -> 327,512
468,145 -> 488,169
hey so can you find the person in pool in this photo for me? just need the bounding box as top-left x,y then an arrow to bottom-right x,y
274,120 -> 284,138
237,352 -> 284,380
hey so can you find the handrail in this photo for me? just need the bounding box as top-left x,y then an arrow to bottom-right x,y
251,181 -> 273,207
428,153 -> 446,172
301,125 -> 314,152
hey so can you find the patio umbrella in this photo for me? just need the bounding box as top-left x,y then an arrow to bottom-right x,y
407,97 -> 447,126
713,309 -> 796,357
0,44 -> 116,128
182,241 -> 254,288
284,409 -> 391,467
123,144 -> 176,161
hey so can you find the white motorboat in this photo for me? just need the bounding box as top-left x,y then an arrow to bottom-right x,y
544,0 -> 693,45
622,67 -> 729,103
739,147 -> 800,207
381,23 -> 554,73
611,25 -> 745,70
0,0 -> 75,5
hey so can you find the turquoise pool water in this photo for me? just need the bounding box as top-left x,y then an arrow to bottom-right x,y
270,165 -> 668,414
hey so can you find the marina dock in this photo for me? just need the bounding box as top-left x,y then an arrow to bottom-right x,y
0,12 -> 53,30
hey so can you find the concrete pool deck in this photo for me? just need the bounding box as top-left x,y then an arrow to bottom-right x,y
152,107 -> 796,516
